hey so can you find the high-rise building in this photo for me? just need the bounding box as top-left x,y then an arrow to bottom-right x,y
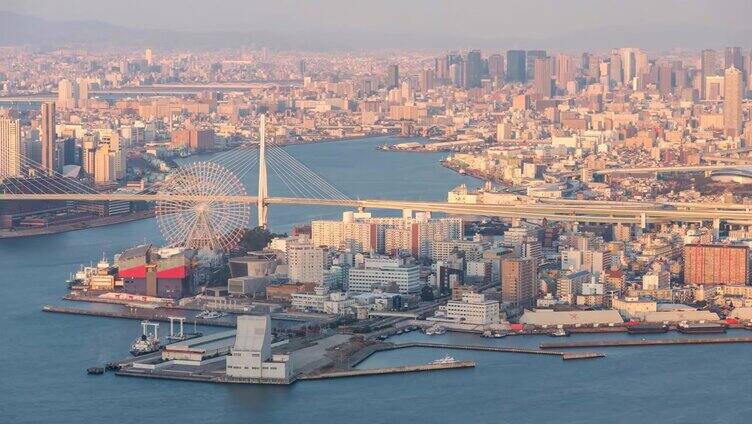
506,50 -> 526,83
57,78 -> 78,110
724,66 -> 743,137
40,102 -> 56,175
488,53 -> 504,82
701,49 -> 717,99
533,57 -> 554,98
555,53 -> 574,90
684,244 -> 749,286
145,48 -> 153,67
419,68 -> 435,92
0,118 -> 21,179
525,50 -> 546,81
464,50 -> 482,88
501,257 -> 536,307
657,63 -> 673,97
609,52 -> 623,85
725,47 -> 743,73
287,241 -> 327,284
387,64 -> 399,89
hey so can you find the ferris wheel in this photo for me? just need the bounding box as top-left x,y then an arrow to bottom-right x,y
155,162 -> 250,251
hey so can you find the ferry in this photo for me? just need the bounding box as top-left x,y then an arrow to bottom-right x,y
130,321 -> 161,356
430,355 -> 458,365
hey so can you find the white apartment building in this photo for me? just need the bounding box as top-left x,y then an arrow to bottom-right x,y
642,271 -> 670,290
348,257 -> 421,294
444,292 -> 500,325
287,241 -> 327,284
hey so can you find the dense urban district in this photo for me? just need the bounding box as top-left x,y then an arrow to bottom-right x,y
3,45 -> 752,384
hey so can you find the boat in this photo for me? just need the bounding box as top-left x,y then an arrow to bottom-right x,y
549,328 -> 570,337
627,323 -> 668,334
677,323 -> 726,334
196,310 -> 226,320
86,367 -> 104,375
493,332 -> 506,338
425,324 -> 446,336
430,355 -> 457,365
130,321 -> 161,356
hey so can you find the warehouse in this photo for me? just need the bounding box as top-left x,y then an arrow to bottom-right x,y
519,309 -> 624,327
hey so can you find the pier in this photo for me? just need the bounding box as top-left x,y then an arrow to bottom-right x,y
387,342 -> 605,360
540,336 -> 752,349
299,361 -> 476,380
42,304 -> 236,327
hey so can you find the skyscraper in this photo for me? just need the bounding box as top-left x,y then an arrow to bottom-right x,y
145,48 -> 153,67
555,53 -> 574,90
724,66 -> 743,137
488,53 -> 504,82
506,50 -> 526,83
387,64 -> 399,89
418,69 -> 435,92
57,78 -> 77,110
700,49 -> 717,99
464,50 -> 482,88
0,117 -> 21,179
525,50 -> 546,82
657,63 -> 673,97
40,102 -> 56,175
725,47 -> 743,72
533,57 -> 554,98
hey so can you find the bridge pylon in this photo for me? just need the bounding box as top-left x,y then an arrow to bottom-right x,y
257,114 -> 269,228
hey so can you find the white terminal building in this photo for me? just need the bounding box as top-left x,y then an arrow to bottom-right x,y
444,292 -> 500,325
348,257 -> 421,294
226,315 -> 292,382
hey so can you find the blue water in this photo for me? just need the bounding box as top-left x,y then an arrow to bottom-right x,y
2,137 -> 750,423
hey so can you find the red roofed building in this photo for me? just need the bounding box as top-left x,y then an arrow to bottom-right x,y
117,244 -> 197,299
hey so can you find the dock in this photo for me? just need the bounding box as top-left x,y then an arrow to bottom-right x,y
540,336 -> 752,349
386,342 -> 604,361
42,304 -> 235,327
299,361 -> 476,380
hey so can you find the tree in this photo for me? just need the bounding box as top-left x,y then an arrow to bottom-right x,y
420,285 -> 435,301
238,227 -> 287,252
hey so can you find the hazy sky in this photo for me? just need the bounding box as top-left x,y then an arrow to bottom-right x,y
3,0 -> 751,49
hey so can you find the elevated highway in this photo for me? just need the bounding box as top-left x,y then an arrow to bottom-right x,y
2,193 -> 751,225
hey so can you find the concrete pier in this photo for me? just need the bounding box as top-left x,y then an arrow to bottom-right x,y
540,336 -> 752,349
391,342 -> 604,360
300,361 -> 476,380
42,304 -> 235,327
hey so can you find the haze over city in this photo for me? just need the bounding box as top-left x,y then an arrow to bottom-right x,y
1,2 -> 752,424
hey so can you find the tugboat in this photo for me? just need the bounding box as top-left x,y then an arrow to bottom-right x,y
129,321 -> 161,356
86,367 -> 104,375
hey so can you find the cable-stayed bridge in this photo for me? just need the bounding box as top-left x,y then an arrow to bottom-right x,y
2,115 -> 751,250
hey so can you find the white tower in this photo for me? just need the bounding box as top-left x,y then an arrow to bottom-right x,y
257,114 -> 268,228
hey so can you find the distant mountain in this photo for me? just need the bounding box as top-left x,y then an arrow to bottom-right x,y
0,11 -> 750,51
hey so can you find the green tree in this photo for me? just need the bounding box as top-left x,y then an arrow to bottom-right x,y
238,227 -> 287,252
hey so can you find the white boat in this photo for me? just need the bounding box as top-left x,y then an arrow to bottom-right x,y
430,355 -> 457,365
425,324 -> 447,336
549,328 -> 569,337
196,310 -> 226,319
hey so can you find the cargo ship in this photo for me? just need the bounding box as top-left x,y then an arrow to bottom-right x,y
627,323 -> 668,334
676,323 -> 726,334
